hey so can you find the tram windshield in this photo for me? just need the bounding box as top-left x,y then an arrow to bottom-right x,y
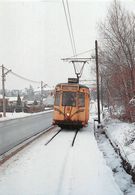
54,92 -> 61,106
62,92 -> 76,106
78,92 -> 85,107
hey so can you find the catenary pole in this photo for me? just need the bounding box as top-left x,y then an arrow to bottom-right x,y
95,40 -> 101,124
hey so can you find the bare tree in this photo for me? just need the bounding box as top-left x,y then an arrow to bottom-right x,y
98,0 -> 135,119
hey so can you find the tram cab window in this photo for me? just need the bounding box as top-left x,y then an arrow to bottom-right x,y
62,92 -> 76,106
54,92 -> 60,106
78,92 -> 85,107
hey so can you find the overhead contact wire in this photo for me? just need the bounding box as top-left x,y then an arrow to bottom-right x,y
62,0 -> 75,54
65,0 -> 77,72
66,0 -> 77,56
70,49 -> 94,58
62,0 -> 76,72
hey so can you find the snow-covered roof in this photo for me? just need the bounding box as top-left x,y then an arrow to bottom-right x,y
0,95 -> 8,99
7,96 -> 24,102
7,97 -> 17,101
26,101 -> 34,105
43,95 -> 54,105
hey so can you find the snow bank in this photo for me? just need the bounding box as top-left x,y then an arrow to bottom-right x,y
0,109 -> 53,122
103,118 -> 135,169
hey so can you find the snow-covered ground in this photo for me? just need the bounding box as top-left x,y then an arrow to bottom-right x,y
105,119 -> 135,169
0,108 -> 52,121
90,101 -> 135,194
0,126 -> 123,195
0,102 -> 135,194
91,101 -> 135,169
97,132 -> 135,195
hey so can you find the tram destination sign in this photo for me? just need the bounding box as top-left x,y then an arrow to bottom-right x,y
62,85 -> 78,91
68,78 -> 78,83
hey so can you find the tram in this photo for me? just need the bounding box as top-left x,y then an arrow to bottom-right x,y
53,78 -> 90,128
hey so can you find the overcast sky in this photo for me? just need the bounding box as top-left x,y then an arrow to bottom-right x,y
0,0 -> 134,90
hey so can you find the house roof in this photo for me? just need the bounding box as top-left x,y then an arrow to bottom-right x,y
7,96 -> 24,102
0,94 -> 8,99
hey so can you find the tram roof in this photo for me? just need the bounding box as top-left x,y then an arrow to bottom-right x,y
55,83 -> 89,89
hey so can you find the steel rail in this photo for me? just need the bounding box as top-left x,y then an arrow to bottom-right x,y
71,129 -> 79,147
44,128 -> 62,146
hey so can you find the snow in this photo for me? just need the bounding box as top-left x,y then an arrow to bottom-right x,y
0,109 -> 53,122
103,118 -> 135,169
43,95 -> 54,106
0,95 -> 8,99
0,126 -> 122,195
0,101 -> 135,194
87,101 -> 135,194
97,131 -> 135,195
95,104 -> 135,195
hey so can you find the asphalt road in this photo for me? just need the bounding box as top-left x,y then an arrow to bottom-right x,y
0,111 -> 53,155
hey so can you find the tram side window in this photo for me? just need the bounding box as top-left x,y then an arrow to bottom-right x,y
62,92 -> 76,106
54,92 -> 60,106
78,93 -> 85,107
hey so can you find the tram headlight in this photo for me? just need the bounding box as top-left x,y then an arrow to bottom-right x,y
66,113 -> 70,116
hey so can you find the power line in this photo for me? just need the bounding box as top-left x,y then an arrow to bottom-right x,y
3,67 -> 41,84
10,71 -> 41,84
62,0 -> 75,55
62,0 -> 77,72
70,49 -> 95,58
66,0 -> 77,56
0,66 -> 55,89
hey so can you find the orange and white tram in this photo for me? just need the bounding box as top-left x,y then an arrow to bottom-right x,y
53,79 -> 90,128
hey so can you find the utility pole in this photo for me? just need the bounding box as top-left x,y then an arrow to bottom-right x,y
2,65 -> 6,117
41,81 -> 43,105
1,65 -> 11,117
95,40 -> 101,124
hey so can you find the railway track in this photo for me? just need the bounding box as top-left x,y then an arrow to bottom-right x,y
0,124 -> 124,195
0,125 -> 80,165
0,125 -> 58,165
44,128 -> 79,147
45,128 -> 62,146
71,129 -> 79,146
